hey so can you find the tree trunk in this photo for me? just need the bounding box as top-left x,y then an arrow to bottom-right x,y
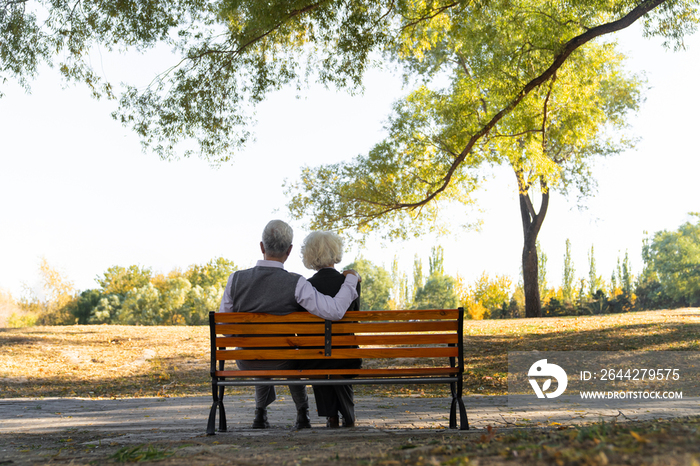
522,233 -> 541,317
517,172 -> 549,318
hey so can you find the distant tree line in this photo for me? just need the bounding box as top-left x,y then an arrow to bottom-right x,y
6,258 -> 236,327
537,214 -> 700,317
346,212 -> 700,319
3,214 -> 699,326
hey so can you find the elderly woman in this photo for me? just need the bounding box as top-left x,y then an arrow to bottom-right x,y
301,231 -> 362,427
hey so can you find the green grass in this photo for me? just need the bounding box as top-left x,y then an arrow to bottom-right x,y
110,444 -> 174,463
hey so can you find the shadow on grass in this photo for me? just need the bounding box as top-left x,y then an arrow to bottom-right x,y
462,320 -> 700,394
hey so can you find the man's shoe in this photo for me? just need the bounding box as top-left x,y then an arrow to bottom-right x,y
252,408 -> 270,429
294,408 -> 312,429
326,415 -> 340,428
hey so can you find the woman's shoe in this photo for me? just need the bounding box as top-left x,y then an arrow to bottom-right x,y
326,415 -> 340,428
342,417 -> 355,427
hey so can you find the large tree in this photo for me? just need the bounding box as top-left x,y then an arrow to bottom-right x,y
284,1 -> 695,316
4,1 -> 698,316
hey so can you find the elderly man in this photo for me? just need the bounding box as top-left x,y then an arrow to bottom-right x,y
219,220 -> 360,430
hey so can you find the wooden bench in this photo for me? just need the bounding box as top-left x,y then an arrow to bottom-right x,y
207,308 -> 468,434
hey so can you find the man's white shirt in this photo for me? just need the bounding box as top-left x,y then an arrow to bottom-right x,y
219,260 -> 358,320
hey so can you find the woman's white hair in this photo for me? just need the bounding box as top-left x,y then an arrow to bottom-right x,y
301,231 -> 344,271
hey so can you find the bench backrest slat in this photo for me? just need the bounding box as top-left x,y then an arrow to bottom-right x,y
217,323 -> 325,335
335,310 -> 460,320
217,346 -> 459,361
214,312 -> 322,323
217,320 -> 457,336
215,333 -> 459,348
330,321 -> 458,333
213,309 -> 459,323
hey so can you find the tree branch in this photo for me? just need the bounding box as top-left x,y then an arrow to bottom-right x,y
454,51 -> 471,78
375,0 -> 396,28
491,129 -> 541,138
400,1 -> 461,32
541,71 -> 557,153
144,1 -> 330,91
358,0 -> 667,213
515,169 -> 535,236
527,178 -> 550,241
184,1 -> 329,62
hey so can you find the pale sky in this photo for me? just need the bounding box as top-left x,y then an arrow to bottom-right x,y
1,24 -> 698,298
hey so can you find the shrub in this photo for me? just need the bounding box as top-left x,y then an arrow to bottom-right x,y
7,312 -> 39,328
542,297 -> 577,317
0,289 -> 24,327
456,273 -> 514,319
465,301 -> 490,320
413,273 -> 459,310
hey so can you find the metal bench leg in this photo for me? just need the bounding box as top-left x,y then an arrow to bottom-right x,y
449,382 -> 458,429
207,381 -> 219,435
449,380 -> 469,430
457,396 -> 469,430
217,384 -> 227,432
455,378 -> 469,430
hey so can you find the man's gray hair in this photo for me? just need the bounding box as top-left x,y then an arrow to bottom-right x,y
262,220 -> 294,257
301,231 -> 344,271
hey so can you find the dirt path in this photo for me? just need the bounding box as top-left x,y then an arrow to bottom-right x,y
1,395 -> 699,465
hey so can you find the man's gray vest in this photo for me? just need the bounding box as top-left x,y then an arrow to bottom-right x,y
227,266 -> 302,315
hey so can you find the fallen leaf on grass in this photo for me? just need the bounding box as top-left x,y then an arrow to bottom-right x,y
478,425 -> 497,444
630,431 -> 650,443
598,451 -> 609,465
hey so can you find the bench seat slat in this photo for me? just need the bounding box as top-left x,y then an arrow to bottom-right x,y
213,367 -> 459,378
216,347 -> 459,360
215,333 -> 459,347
